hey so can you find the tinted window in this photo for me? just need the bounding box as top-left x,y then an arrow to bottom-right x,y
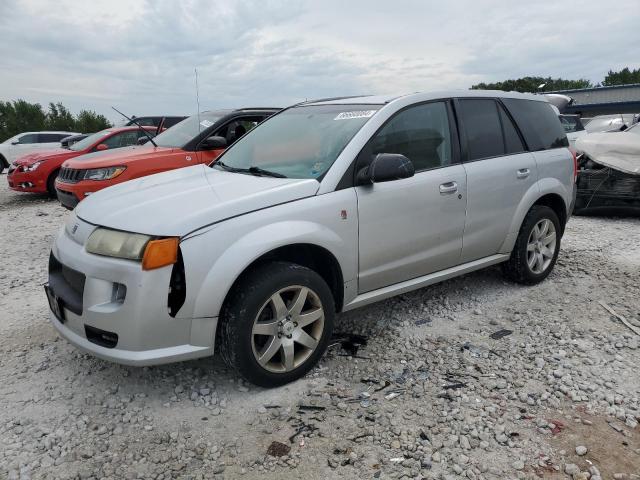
502,99 -> 569,150
128,117 -> 158,127
214,116 -> 265,145
154,112 -> 224,148
102,131 -> 143,149
498,105 -> 526,154
458,99 -> 504,161
367,102 -> 452,171
163,117 -> 187,128
39,133 -> 67,142
18,134 -> 38,144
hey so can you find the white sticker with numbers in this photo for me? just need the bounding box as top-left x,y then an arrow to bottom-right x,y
334,110 -> 376,120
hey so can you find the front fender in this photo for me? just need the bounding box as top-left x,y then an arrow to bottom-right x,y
189,222 -> 349,319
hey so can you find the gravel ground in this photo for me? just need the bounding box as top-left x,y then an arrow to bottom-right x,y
1,178 -> 639,480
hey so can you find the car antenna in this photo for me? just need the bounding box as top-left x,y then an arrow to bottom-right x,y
194,67 -> 202,133
111,106 -> 158,147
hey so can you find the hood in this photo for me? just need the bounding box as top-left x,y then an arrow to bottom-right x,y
576,131 -> 640,175
75,164 -> 320,236
62,145 -> 172,169
14,148 -> 75,166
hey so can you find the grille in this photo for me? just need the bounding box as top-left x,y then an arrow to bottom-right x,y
58,167 -> 85,184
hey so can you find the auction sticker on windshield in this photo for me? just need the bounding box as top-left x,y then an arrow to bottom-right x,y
200,119 -> 214,128
334,110 -> 377,120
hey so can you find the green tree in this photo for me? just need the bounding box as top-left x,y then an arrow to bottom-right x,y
73,110 -> 111,133
602,67 -> 640,86
0,99 -> 47,141
45,102 -> 75,131
471,76 -> 592,93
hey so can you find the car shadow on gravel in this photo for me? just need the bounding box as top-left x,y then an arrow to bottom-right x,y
0,192 -> 55,208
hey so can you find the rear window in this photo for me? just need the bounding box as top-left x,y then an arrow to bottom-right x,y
559,115 -> 584,133
502,99 -> 569,150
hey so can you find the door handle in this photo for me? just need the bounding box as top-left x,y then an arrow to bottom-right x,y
439,181 -> 458,194
517,168 -> 531,179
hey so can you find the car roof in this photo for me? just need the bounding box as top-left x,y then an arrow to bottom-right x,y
305,90 -> 544,106
19,130 -> 80,135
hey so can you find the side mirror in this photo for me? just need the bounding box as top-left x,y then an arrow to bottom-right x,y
95,143 -> 109,151
11,141 -> 19,145
138,136 -> 150,145
200,135 -> 227,150
356,153 -> 414,185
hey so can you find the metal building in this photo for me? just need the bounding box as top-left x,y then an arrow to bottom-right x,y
547,83 -> 640,116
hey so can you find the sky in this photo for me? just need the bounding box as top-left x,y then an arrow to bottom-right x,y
1,0 -> 638,123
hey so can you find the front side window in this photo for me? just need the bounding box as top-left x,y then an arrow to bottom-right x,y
212,105 -> 381,179
364,101 -> 452,171
502,99 -> 569,150
102,130 -> 143,149
17,134 -> 38,144
458,99 -> 505,161
154,112 -> 224,148
215,116 -> 264,145
69,130 -> 111,151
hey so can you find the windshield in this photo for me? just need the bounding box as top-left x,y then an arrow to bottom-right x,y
212,104 -> 381,179
69,130 -> 112,151
154,112 -> 222,148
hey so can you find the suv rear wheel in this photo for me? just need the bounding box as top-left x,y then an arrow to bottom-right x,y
218,261 -> 335,387
502,205 -> 561,284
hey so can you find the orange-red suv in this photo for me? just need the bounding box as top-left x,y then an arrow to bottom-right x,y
55,108 -> 278,209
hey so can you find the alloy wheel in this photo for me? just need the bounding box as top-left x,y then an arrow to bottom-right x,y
526,218 -> 557,274
251,285 -> 325,373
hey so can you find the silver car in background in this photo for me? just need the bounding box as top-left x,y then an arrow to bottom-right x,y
46,90 -> 575,386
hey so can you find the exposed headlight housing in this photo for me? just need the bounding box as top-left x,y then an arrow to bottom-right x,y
24,161 -> 44,172
84,166 -> 126,181
85,228 -> 179,270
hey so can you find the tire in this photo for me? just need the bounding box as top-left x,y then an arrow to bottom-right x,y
218,261 -> 335,387
46,170 -> 59,198
0,155 -> 7,175
502,205 -> 561,285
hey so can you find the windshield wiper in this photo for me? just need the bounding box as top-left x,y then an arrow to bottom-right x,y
214,161 -> 286,178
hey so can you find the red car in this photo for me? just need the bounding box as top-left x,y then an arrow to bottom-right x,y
55,108 -> 278,209
7,126 -> 156,196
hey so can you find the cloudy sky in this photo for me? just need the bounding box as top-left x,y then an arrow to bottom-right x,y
1,0 -> 638,122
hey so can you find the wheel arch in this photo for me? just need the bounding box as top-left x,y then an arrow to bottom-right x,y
222,243 -> 345,314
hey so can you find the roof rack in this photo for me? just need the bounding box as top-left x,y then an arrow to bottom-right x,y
234,107 -> 282,111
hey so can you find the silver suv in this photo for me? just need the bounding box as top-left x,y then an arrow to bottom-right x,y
46,91 -> 575,386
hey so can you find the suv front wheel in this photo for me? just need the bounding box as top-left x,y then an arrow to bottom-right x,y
502,205 -> 561,285
218,261 -> 335,387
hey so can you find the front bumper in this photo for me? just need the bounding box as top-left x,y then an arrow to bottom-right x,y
56,187 -> 80,209
7,167 -> 47,193
47,218 -> 217,366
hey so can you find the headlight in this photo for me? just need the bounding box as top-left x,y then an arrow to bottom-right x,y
83,166 -> 126,181
86,228 -> 151,260
86,228 -> 179,270
24,161 -> 44,172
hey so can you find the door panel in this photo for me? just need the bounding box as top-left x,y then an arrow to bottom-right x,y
461,152 -> 537,262
356,164 -> 467,293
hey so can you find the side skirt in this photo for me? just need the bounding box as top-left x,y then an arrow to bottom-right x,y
343,254 -> 510,312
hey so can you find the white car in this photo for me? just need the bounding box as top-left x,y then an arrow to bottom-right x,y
46,91 -> 574,386
0,131 -> 79,173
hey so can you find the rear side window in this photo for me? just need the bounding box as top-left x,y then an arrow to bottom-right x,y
498,105 -> 526,154
366,101 -> 452,172
39,133 -> 67,142
163,117 -> 186,128
102,131 -> 141,148
457,99 -> 505,161
502,99 -> 569,150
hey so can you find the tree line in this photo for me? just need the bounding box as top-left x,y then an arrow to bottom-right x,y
0,100 -> 111,142
471,67 -> 640,93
